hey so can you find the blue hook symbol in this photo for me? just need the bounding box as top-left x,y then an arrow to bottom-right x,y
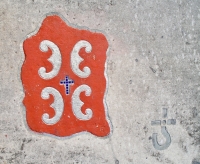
152,126 -> 171,150
151,108 -> 176,150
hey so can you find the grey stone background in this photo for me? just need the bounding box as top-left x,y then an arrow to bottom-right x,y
0,0 -> 200,163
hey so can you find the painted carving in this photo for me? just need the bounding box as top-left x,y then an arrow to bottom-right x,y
41,87 -> 64,125
38,40 -> 61,80
22,15 -> 110,137
71,40 -> 92,78
72,85 -> 93,120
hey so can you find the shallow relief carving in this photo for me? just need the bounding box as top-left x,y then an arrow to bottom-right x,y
151,108 -> 176,150
21,15 -> 110,137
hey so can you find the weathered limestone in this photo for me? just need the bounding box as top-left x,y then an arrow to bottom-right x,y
0,0 -> 200,163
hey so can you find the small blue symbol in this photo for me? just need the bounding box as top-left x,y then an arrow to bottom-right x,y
60,76 -> 74,95
151,108 -> 176,150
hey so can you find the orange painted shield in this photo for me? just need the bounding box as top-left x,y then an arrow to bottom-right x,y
21,15 -> 110,137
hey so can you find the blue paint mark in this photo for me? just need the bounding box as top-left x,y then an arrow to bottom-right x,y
60,76 -> 74,95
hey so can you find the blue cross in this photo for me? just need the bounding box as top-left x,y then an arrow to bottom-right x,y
60,76 -> 74,95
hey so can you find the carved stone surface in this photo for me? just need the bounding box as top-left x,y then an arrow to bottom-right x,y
0,0 -> 200,163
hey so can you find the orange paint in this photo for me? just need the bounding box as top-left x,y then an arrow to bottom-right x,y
21,15 -> 110,137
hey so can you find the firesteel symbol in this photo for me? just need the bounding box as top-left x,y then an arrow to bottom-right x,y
60,76 -> 74,95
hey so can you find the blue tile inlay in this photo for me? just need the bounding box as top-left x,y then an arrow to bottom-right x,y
60,76 -> 74,95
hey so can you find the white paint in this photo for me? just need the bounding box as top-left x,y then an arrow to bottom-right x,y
71,40 -> 92,78
39,40 -> 62,80
41,87 -> 64,125
72,85 -> 93,120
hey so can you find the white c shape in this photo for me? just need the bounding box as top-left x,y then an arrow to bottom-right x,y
72,85 -> 93,120
70,40 -> 92,78
38,40 -> 62,80
41,87 -> 64,125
